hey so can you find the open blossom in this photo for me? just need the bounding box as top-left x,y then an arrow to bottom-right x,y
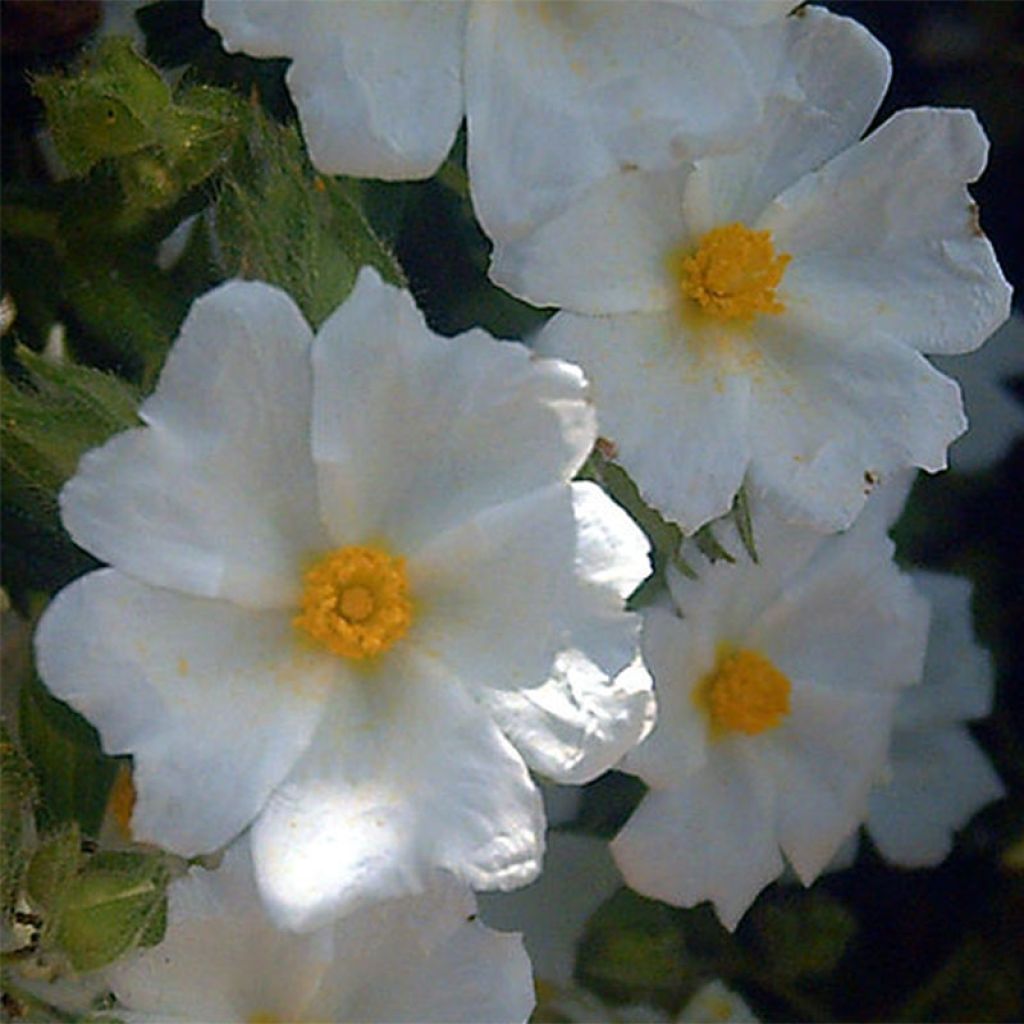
610,499 -> 929,928
105,840 -> 534,1024
35,268 -> 653,931
204,0 -> 813,241
494,7 -> 1012,534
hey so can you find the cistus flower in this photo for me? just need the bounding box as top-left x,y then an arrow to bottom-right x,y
493,7 -> 1012,534
610,500 -> 929,929
203,0 -> 809,241
35,267 -> 654,931
105,840 -> 535,1024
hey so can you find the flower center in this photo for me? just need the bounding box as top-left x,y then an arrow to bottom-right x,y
693,648 -> 791,737
679,223 -> 791,322
294,545 -> 413,660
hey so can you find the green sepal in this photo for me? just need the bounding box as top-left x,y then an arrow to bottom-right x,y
54,851 -> 170,973
25,824 -> 85,923
215,105 -> 404,328
693,522 -> 736,565
18,675 -> 119,838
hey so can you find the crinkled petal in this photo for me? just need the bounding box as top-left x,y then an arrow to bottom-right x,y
746,322 -> 966,531
767,681 -> 897,883
490,166 -> 689,315
466,1 -> 768,240
479,831 -> 621,988
251,660 -> 544,932
762,108 -> 1012,356
206,1 -> 466,180
867,726 -> 1005,868
34,570 -> 331,857
476,483 -> 652,783
60,280 -> 325,609
682,7 -> 889,230
313,268 -> 594,551
684,0 -> 796,27
611,745 -> 782,930
108,843 -> 333,1023
534,311 -> 752,533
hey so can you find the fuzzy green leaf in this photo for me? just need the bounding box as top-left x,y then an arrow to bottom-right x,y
25,824 -> 84,921
56,852 -> 169,973
1,722 -> 38,922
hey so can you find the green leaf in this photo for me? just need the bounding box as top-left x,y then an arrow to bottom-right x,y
693,523 -> 736,565
18,675 -> 119,837
1,722 -> 38,922
25,824 -> 84,921
55,852 -> 169,972
215,106 -> 403,328
748,890 -> 857,983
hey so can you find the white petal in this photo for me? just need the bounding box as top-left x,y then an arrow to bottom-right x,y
684,0 -> 795,27
466,2 -> 768,240
60,280 -> 325,609
313,268 -> 594,551
206,1 -> 466,180
867,726 -> 1004,868
476,483 -> 652,783
251,662 -> 544,931
108,843 -> 333,1023
747,519 -> 930,697
621,604 -> 715,786
682,8 -> 890,229
410,484 -> 578,696
479,831 -> 621,988
745,323 -> 966,531
534,311 -> 752,533
612,746 -> 783,930
762,108 -> 1012,356
678,980 -> 759,1024
34,571 -> 331,857
936,313 -> 1024,472
767,681 -> 897,883
295,876 -> 535,1023
899,572 -> 994,729
490,166 -> 689,315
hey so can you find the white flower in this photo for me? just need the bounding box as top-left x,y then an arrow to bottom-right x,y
35,267 -> 653,931
935,312 -> 1024,473
610,500 -> 930,929
203,0 -> 808,241
864,570 -> 1005,867
495,7 -> 1012,534
105,840 -> 535,1023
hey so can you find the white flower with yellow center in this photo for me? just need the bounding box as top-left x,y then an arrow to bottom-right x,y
203,1 -> 811,241
105,840 -> 534,1023
34,267 -> 654,931
494,7 -> 1012,533
610,500 -> 929,929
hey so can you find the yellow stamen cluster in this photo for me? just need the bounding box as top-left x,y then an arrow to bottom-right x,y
694,648 -> 792,737
294,545 -> 413,660
680,223 -> 791,322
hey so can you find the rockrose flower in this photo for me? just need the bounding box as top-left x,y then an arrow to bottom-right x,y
610,499 -> 929,928
494,7 -> 1011,533
35,268 -> 653,930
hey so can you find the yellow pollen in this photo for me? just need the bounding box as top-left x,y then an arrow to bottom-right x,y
107,764 -> 136,840
694,648 -> 791,737
294,545 -> 412,660
680,222 -> 791,322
